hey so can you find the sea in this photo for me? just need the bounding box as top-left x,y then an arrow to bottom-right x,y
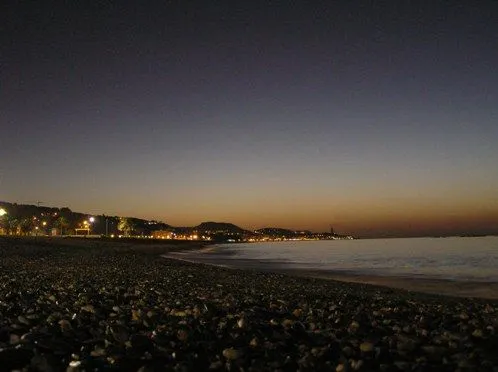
179,236 -> 498,282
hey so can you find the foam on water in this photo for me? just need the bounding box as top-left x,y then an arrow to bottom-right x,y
211,237 -> 498,282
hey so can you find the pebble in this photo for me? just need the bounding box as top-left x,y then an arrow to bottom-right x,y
472,329 -> 484,338
222,347 -> 243,360
0,238 -> 497,370
237,317 -> 246,328
360,341 -> 374,353
80,305 -> 95,313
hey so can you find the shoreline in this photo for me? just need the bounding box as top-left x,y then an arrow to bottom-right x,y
163,248 -> 498,300
1,237 -> 498,370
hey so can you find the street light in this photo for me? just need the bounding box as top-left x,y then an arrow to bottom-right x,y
87,217 -> 95,235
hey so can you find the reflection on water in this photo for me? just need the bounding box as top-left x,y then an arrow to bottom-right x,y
210,237 -> 498,282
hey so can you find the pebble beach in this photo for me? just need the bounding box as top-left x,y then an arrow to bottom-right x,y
1,237 -> 497,371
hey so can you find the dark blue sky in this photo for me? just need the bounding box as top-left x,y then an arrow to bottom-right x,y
1,1 -> 497,236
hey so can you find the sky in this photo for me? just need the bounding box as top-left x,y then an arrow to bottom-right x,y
1,1 -> 497,237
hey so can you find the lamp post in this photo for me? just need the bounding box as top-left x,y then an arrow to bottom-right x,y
88,217 -> 95,235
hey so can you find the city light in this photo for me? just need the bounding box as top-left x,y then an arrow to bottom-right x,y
0,208 -> 6,216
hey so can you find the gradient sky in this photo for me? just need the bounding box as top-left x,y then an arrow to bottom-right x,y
1,1 -> 497,237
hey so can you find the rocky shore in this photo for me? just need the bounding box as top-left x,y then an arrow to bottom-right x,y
1,237 -> 497,371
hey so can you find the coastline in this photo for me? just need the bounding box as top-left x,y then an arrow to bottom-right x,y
1,237 -> 498,370
162,246 -> 498,300
291,271 -> 498,300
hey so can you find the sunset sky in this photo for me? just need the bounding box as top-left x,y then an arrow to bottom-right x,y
1,1 -> 497,237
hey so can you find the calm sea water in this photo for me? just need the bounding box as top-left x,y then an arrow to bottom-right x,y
205,237 -> 498,282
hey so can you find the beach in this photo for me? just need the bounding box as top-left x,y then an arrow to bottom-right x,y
1,237 -> 497,371
163,243 -> 498,300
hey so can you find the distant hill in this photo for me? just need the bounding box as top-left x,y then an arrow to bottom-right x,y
255,227 -> 297,237
0,202 -> 250,238
0,201 -> 170,236
0,200 -> 353,239
195,221 -> 248,234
